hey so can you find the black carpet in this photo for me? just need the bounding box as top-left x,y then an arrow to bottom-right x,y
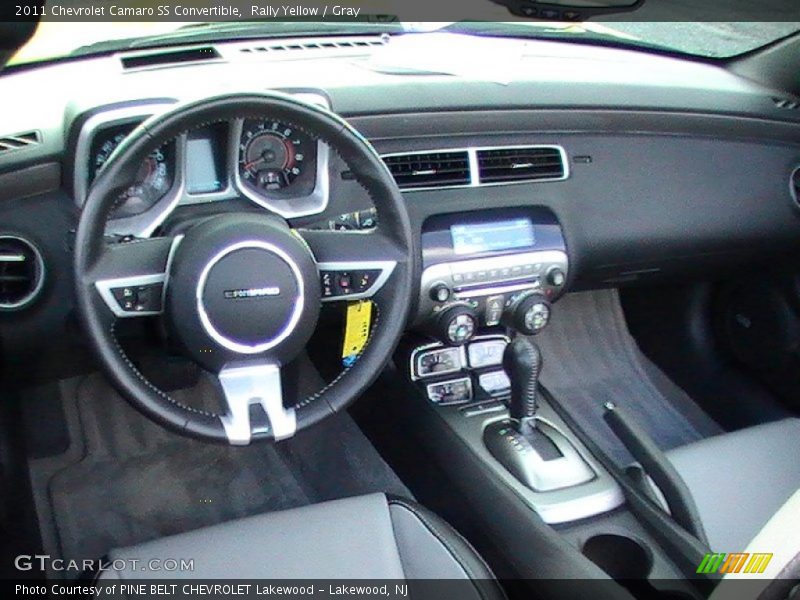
535,289 -> 723,466
26,362 -> 410,578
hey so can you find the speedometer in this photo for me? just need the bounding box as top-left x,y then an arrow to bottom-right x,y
238,120 -> 316,195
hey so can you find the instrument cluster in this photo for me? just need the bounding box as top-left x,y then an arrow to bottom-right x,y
74,97 -> 329,237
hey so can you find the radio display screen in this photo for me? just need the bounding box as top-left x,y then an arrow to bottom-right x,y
451,219 -> 535,255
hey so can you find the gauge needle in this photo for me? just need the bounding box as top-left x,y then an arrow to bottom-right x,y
244,157 -> 267,170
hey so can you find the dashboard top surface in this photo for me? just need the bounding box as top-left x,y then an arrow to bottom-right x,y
0,31 -> 799,300
1,32 -> 799,172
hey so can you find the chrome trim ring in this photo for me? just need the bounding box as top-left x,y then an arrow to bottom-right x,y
196,240 -> 305,354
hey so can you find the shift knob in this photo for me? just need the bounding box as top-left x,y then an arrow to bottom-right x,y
503,337 -> 542,423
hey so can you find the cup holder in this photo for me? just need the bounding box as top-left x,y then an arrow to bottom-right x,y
583,534 -> 653,580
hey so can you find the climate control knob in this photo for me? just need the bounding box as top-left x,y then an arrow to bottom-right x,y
503,293 -> 552,335
434,304 -> 478,346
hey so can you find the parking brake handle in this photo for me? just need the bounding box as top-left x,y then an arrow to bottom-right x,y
603,402 -> 709,546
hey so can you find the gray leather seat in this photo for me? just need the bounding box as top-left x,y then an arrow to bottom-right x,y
665,418 -> 800,551
100,493 -> 504,596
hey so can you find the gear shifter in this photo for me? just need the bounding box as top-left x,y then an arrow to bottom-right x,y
504,336 -> 542,431
484,336 -> 595,492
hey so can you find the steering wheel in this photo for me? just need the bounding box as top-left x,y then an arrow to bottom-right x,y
74,92 -> 414,445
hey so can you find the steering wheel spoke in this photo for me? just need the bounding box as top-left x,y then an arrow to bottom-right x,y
218,362 -> 296,445
90,236 -> 182,318
298,229 -> 402,303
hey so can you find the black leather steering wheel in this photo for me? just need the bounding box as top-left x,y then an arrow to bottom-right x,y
74,92 -> 414,445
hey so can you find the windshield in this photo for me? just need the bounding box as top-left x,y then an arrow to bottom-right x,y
9,18 -> 800,67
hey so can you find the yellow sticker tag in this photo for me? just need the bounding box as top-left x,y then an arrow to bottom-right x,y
342,300 -> 373,364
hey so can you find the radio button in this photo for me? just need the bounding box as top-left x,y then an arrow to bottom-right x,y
485,295 -> 505,326
430,283 -> 452,303
547,267 -> 566,287
452,272 -> 464,283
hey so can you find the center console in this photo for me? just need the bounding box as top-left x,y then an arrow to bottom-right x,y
380,208 -> 702,594
399,207 -> 624,525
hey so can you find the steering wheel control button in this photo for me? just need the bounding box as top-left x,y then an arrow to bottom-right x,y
111,283 -> 163,313
318,268 -> 387,300
321,272 -> 335,297
336,271 -> 352,294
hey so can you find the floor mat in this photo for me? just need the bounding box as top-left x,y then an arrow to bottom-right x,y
26,363 -> 411,577
535,289 -> 723,466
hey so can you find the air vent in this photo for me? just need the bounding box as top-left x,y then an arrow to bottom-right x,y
121,46 -> 221,70
477,146 -> 566,184
240,37 -> 386,55
0,236 -> 45,310
0,131 -> 41,156
772,96 -> 800,111
792,167 -> 800,207
382,151 -> 471,190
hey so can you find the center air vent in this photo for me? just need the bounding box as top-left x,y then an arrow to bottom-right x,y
0,236 -> 45,310
477,146 -> 566,184
382,151 -> 470,190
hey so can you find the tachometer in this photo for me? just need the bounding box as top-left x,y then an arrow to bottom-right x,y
238,120 -> 315,194
90,124 -> 173,218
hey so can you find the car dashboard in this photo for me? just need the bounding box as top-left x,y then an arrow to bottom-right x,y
1,33 -> 800,368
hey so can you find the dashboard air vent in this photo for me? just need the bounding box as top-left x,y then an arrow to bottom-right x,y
792,167 -> 800,207
0,131 -> 41,156
0,236 -> 45,310
477,146 -> 566,184
121,46 -> 220,69
772,96 -> 800,111
382,151 -> 471,190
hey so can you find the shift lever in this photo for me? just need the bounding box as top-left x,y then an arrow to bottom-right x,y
503,337 -> 542,433
484,335 -> 595,491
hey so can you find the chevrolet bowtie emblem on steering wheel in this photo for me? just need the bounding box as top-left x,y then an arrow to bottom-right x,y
223,287 -> 281,299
